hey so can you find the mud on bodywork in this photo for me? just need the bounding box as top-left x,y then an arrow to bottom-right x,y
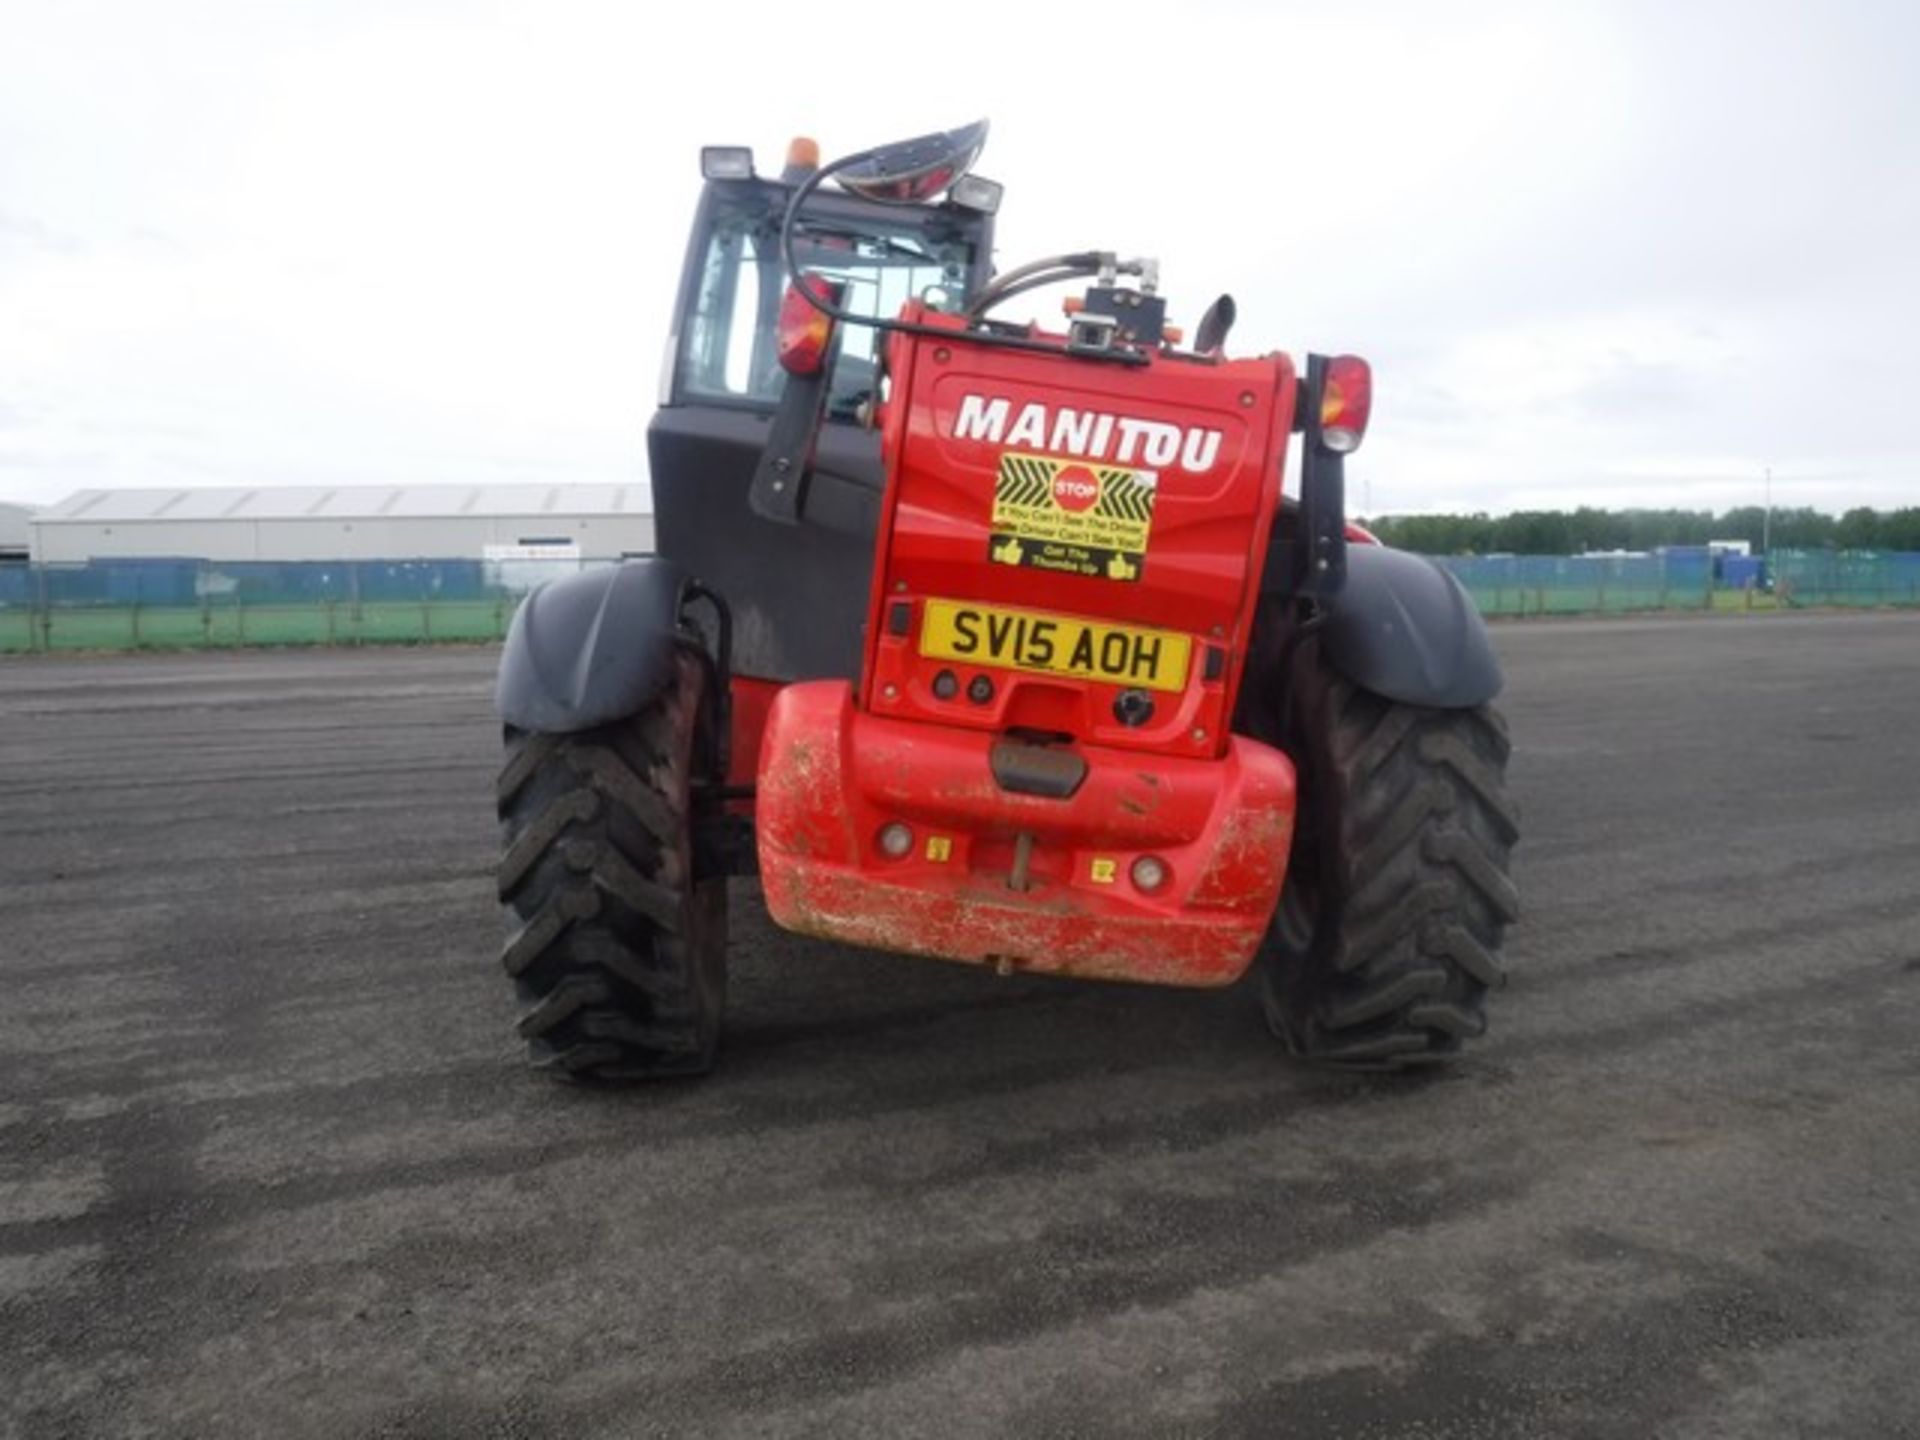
755,680 -> 1297,986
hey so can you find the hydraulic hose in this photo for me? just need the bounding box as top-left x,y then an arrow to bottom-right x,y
778,152 -> 1139,363
964,252 -> 1107,316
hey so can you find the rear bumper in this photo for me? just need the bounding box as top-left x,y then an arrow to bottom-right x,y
755,681 -> 1296,986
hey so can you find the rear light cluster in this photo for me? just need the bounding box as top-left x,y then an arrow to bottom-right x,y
1319,354 -> 1373,454
776,275 -> 846,376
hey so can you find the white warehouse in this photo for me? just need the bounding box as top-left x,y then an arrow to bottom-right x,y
30,484 -> 654,564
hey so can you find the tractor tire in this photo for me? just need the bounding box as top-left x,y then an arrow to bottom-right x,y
1251,633 -> 1519,1070
496,647 -> 726,1080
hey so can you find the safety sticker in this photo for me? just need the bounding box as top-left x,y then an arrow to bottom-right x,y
989,452 -> 1157,583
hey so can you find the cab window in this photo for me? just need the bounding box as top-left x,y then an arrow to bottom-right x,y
679,199 -> 972,416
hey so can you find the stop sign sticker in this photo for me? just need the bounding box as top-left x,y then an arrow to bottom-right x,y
1051,465 -> 1100,513
989,453 -> 1155,583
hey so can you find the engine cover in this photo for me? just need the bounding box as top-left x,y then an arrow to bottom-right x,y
862,306 -> 1298,759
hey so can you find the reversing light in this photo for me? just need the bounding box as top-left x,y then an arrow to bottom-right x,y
700,146 -> 755,181
776,275 -> 845,376
1131,856 -> 1170,892
949,174 -> 1004,214
1320,355 -> 1373,453
878,822 -> 914,858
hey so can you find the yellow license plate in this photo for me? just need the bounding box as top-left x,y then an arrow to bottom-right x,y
919,599 -> 1192,693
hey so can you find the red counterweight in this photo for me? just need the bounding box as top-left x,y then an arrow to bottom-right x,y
756,304 -> 1304,985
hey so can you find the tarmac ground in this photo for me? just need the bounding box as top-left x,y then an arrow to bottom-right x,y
2,611 -> 1918,1438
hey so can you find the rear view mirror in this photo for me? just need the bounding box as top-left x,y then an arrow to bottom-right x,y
834,120 -> 989,204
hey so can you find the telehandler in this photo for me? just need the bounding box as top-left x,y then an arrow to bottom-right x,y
494,123 -> 1518,1078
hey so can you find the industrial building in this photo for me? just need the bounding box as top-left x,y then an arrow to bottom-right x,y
0,502 -> 31,562
29,484 -> 654,564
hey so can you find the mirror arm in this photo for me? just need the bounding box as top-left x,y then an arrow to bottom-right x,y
749,363 -> 835,525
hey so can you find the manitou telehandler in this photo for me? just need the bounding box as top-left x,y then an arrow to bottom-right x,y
493,123 -> 1518,1079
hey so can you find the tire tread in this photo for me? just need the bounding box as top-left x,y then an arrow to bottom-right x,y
1254,634 -> 1518,1070
496,649 -> 725,1080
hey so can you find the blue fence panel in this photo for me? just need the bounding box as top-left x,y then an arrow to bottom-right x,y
1431,551 -> 1713,615
5,550 -> 1918,654
1773,550 -> 1920,606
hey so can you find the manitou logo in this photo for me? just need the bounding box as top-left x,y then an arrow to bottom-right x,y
952,394 -> 1224,474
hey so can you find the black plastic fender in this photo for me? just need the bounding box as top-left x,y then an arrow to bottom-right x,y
495,558 -> 693,734
1317,544 -> 1503,709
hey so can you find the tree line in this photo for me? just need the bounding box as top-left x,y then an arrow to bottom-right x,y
1358,506 -> 1920,557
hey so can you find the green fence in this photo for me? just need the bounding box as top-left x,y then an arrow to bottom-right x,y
1435,549 -> 1920,618
0,599 -> 517,652
1770,549 -> 1920,608
0,558 -> 570,654
1434,552 -> 1711,617
3,549 -> 1917,655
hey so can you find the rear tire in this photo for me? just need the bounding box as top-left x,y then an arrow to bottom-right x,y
496,648 -> 726,1080
1252,633 -> 1519,1070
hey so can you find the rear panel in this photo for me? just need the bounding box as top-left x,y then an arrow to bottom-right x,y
862,306 -> 1297,759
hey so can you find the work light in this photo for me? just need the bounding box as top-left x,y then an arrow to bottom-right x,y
700,146 -> 755,180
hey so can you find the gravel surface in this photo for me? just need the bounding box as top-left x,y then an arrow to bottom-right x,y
2,612 -> 1917,1439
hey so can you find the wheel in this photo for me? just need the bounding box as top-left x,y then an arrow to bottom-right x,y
1250,631 -> 1520,1069
495,647 -> 727,1079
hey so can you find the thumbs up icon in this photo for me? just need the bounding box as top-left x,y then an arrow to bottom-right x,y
1106,552 -> 1138,581
992,535 -> 1024,565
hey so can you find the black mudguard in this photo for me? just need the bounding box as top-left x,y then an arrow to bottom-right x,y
1318,544 -> 1503,709
495,558 -> 693,734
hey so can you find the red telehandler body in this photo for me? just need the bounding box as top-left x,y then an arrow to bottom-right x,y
493,124 -> 1519,1078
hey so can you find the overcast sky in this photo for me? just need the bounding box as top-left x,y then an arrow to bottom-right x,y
2,0 -> 1916,516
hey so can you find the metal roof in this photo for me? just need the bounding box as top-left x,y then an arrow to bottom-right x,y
35,484 -> 651,523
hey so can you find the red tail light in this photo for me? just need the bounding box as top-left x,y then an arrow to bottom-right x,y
1319,355 -> 1372,453
777,275 -> 845,376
